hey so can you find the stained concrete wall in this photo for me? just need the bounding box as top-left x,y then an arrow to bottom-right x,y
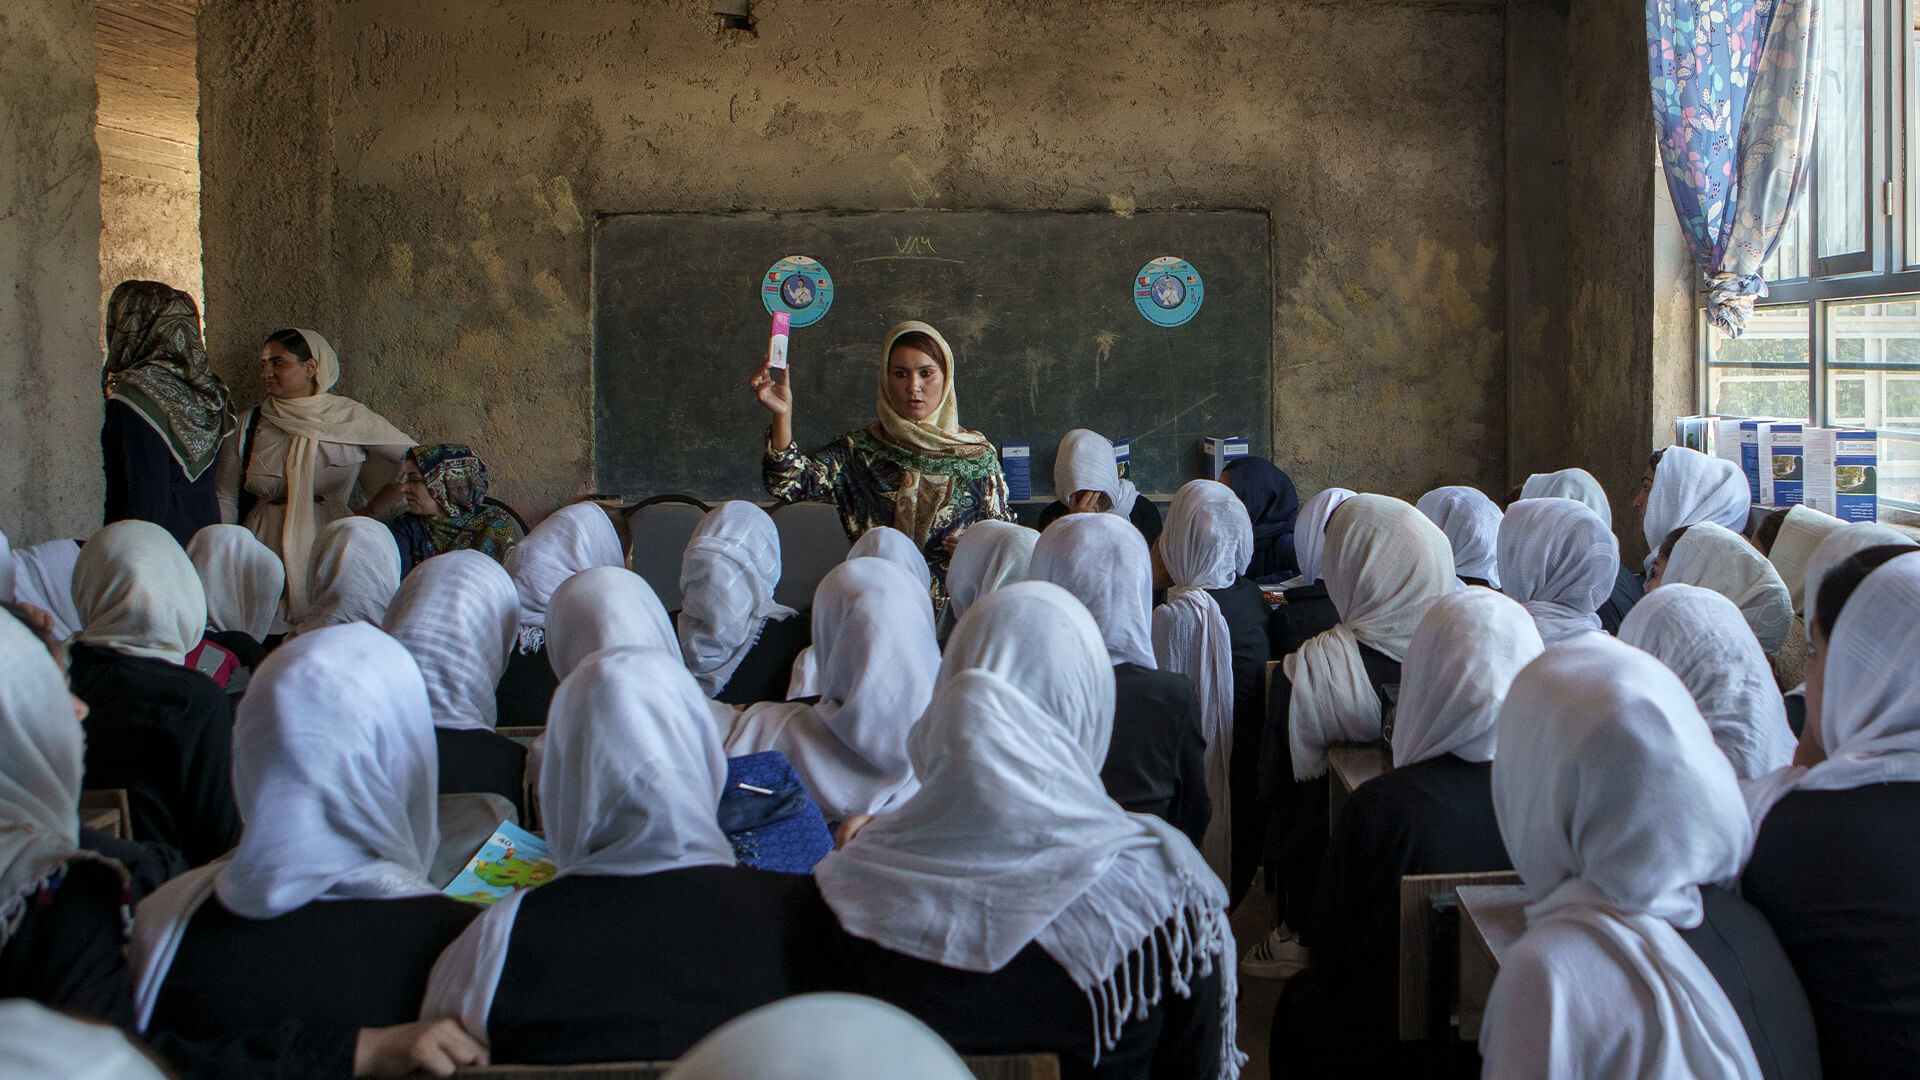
200,0 -> 1509,518
100,175 -> 202,304
1,0 -> 106,546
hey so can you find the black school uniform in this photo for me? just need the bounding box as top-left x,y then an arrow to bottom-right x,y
1105,663 -> 1210,847
434,728 -> 529,812
68,643 -> 241,866
1203,575 -> 1271,905
1037,500 -> 1164,547
1597,565 -> 1643,635
713,612 -> 812,706
1680,885 -> 1822,1080
1268,581 -> 1340,661
480,867 -> 833,1063
0,857 -> 133,1026
495,646 -> 559,728
80,827 -> 187,902
102,398 -> 220,549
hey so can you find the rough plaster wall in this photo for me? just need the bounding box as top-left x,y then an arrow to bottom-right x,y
99,174 -> 203,302
1,0 -> 106,546
1651,167 -> 1698,453
200,0 -> 1507,518
1504,0 -> 1570,490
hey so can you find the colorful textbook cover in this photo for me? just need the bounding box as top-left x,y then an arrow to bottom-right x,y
443,820 -> 557,905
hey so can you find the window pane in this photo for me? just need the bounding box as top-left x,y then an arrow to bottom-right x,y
1764,196 -> 1811,282
1817,0 -> 1869,258
1708,304 -> 1811,420
1910,0 -> 1920,265
1826,294 -> 1920,430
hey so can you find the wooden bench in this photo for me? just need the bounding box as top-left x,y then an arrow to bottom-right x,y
1327,741 -> 1391,825
79,788 -> 132,840
1454,882 -> 1530,1041
457,1053 -> 1061,1079
1397,870 -> 1521,1041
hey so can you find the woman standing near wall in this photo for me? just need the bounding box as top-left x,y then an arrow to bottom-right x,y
214,329 -> 413,624
751,321 -> 1014,614
100,281 -> 233,548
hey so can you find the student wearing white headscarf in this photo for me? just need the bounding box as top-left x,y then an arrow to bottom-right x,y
1620,584 -> 1796,781
816,583 -> 1242,1079
677,502 -> 805,704
384,550 -> 526,809
0,1001 -> 170,1080
131,624 -> 488,1078
215,328 -> 414,623
0,528 -> 13,604
727,558 -> 941,821
783,524 -> 936,701
1497,497 -> 1619,645
185,523 -> 284,678
421,647 -> 832,1062
1030,512 -> 1209,844
1761,506 -> 1848,694
544,566 -> 678,681
1519,466 -> 1646,634
1775,519 -> 1910,733
1152,480 -> 1264,895
1649,521 -> 1794,655
664,994 -> 975,1080
1269,486 -> 1356,655
1634,445 -> 1750,572
1416,486 -> 1503,587
1037,428 -> 1162,543
1272,589 -> 1540,1073
9,536 -> 85,639
942,519 -> 1038,625
293,516 -> 402,636
495,502 -> 627,727
64,521 -> 239,866
1483,636 -> 1817,1080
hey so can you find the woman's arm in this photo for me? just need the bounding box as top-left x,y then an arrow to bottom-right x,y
356,444 -> 410,519
213,415 -> 247,525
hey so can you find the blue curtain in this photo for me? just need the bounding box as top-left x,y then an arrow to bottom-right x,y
1649,0 -> 1823,337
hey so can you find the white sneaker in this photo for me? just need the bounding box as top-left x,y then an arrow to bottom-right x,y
1240,926 -> 1310,981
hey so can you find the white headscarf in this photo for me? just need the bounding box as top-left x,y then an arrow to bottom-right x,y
292,516 -> 401,636
0,1001 -> 169,1080
1765,505 -> 1846,615
1285,487 -> 1356,587
1642,445 -> 1750,570
1620,584 -> 1795,781
1151,480 -> 1253,879
0,528 -> 13,604
1660,522 -> 1793,654
1053,427 -> 1140,518
817,583 -> 1242,1076
1791,552 -> 1920,793
728,558 -> 940,821
1482,636 -> 1760,1080
72,520 -> 207,665
1519,467 -> 1613,528
544,566 -> 677,681
382,550 -> 519,731
1030,512 -> 1156,668
186,524 -> 285,641
677,502 -> 797,697
9,538 -> 84,640
945,520 -> 1038,622
504,502 -> 626,654
846,525 -> 932,592
1802,521 -> 1912,631
1416,486 -> 1503,587
0,615 -> 85,951
664,994 -> 975,1080
1390,588 -> 1543,769
1497,497 -> 1618,645
131,624 -> 439,1030
420,646 -> 736,1042
1285,495 -> 1456,780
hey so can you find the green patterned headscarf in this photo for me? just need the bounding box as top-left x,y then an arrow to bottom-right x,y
102,281 -> 233,481
398,444 -> 518,566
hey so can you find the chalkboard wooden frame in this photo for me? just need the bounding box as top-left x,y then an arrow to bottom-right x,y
592,209 -> 1271,501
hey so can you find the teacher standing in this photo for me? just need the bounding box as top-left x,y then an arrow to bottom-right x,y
753,320 -> 1013,613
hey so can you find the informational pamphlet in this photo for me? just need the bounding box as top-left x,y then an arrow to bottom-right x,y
1205,436 -> 1248,480
1112,437 -> 1132,481
1740,421 -> 1766,504
1711,418 -> 1744,465
1000,443 -> 1031,501
442,821 -> 556,905
1804,429 -> 1878,522
1673,415 -> 1710,453
1764,424 -> 1806,507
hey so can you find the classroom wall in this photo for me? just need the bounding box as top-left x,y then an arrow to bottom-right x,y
197,0 -> 1510,517
96,0 -> 204,312
1,0 -> 106,546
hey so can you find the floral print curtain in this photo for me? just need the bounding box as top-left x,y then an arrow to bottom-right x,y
1649,0 -> 1822,337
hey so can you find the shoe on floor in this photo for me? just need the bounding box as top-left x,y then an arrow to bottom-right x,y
1240,926 -> 1310,981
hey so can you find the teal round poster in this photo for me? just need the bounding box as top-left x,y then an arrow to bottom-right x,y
762,255 -> 834,328
1134,256 -> 1203,328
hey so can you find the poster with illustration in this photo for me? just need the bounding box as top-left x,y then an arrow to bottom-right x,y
1804,429 -> 1879,522
443,821 -> 557,905
1765,424 -> 1805,507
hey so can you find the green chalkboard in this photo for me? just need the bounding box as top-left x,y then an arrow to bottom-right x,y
592,210 -> 1270,500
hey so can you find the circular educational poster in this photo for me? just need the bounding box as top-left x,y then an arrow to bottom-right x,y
1134,256 -> 1204,328
762,255 -> 834,328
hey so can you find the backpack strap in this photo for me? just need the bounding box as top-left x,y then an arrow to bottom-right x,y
235,407 -> 264,524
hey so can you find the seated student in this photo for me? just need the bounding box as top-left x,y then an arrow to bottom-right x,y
1743,547 -> 1920,1078
785,524 -> 936,701
383,551 -> 526,811
1029,513 -> 1209,846
132,624 -> 487,1078
942,519 -> 1038,625
1152,480 -> 1264,898
0,1000 -> 170,1080
1777,522 -> 1918,737
1635,444 -> 1750,576
1251,495 -> 1455,979
1482,637 -> 1818,1080
497,502 -> 627,727
66,521 -> 239,866
1648,521 -> 1794,656
1266,487 -> 1354,658
1497,496 -> 1618,645
386,444 -> 519,578
422,647 -> 832,1062
546,566 -> 677,680
1416,485 -> 1503,588
9,536 -> 85,639
1273,588 -> 1541,1075
185,523 -> 285,682
1762,505 -> 1847,693
728,558 -> 940,822
1620,584 -> 1795,781
1220,456 -> 1300,583
815,584 -> 1241,1080
1517,465 -> 1640,633
677,501 -> 807,705
1037,428 -> 1163,545
664,994 -> 976,1080
291,516 -> 403,635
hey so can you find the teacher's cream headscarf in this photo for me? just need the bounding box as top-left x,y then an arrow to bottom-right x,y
864,322 -> 996,545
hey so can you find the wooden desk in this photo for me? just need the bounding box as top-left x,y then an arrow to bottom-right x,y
1455,883 -> 1530,1041
1327,741 -> 1391,825
82,807 -> 123,835
79,789 -> 132,841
